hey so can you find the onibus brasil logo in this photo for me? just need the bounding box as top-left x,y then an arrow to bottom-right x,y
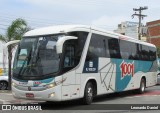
120,60 -> 134,79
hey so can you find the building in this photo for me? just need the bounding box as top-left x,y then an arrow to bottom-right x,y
114,21 -> 147,41
0,41 -> 4,75
114,21 -> 139,39
146,20 -> 160,48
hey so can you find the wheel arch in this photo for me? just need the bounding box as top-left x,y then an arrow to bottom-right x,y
80,77 -> 97,98
141,76 -> 146,87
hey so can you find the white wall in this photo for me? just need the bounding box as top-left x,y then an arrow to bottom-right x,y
125,26 -> 138,39
0,41 -> 3,68
0,41 -> 17,76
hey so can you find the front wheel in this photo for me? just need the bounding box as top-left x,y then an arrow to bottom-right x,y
0,81 -> 8,90
82,82 -> 93,105
138,78 -> 146,94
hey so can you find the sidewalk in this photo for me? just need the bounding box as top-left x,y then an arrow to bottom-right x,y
0,90 -> 11,93
0,90 -> 45,104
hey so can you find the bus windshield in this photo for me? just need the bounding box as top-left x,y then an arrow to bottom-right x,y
13,35 -> 62,78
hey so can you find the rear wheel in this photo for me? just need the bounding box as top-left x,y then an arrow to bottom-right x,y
82,82 -> 93,105
138,78 -> 146,94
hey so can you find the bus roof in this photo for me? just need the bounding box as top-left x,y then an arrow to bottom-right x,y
24,25 -> 156,48
24,25 -> 90,36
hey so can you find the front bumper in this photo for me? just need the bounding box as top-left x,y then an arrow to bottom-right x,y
12,86 -> 62,101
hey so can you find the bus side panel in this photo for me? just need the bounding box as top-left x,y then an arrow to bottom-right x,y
145,72 -> 157,87
98,58 -> 116,94
145,60 -> 157,87
99,58 -> 157,93
111,59 -> 157,92
61,70 -> 80,100
98,58 -> 138,93
80,58 -> 157,98
80,57 -> 116,97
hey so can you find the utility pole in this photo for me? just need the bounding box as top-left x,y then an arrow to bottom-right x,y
132,6 -> 148,40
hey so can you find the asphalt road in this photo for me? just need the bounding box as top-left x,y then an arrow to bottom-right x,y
0,85 -> 160,113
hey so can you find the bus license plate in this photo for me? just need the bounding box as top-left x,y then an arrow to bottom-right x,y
26,93 -> 34,98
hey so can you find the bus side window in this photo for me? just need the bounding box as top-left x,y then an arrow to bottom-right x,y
120,40 -> 130,59
149,47 -> 156,61
63,44 -> 75,68
108,38 -> 121,59
68,31 -> 88,65
86,34 -> 108,61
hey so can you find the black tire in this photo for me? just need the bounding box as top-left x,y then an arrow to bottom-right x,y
0,81 -> 8,90
82,82 -> 94,105
138,78 -> 146,94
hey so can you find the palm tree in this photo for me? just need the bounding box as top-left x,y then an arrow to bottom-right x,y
0,18 -> 30,90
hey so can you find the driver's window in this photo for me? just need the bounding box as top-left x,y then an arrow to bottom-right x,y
64,44 -> 75,68
17,49 -> 28,67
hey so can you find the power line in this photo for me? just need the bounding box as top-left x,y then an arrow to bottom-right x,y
0,13 -> 118,31
0,12 -> 118,29
0,13 -> 79,25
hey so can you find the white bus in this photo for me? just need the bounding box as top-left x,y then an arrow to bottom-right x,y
12,25 -> 157,104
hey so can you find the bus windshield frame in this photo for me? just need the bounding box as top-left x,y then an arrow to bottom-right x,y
13,34 -> 65,80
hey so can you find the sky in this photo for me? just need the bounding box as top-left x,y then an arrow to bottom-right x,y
0,0 -> 160,35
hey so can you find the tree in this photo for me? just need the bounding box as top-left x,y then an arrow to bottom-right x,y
0,18 -> 30,90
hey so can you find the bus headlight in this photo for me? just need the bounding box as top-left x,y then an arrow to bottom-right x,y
46,83 -> 56,89
45,78 -> 67,89
12,82 -> 17,87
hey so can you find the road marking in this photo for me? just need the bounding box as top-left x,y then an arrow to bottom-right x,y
0,99 -> 5,102
2,98 -> 45,104
125,90 -> 160,98
0,98 -> 9,104
126,94 -> 160,98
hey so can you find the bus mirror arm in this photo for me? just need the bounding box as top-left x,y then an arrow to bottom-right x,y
56,36 -> 78,54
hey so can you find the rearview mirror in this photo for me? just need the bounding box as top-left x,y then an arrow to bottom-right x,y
56,36 -> 78,54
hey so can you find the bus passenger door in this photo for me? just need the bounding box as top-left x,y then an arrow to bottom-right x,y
61,41 -> 79,100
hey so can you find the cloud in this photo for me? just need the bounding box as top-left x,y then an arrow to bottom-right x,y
15,0 -> 129,10
16,0 -> 54,6
2,0 -> 160,32
91,16 -> 130,31
16,0 -> 94,8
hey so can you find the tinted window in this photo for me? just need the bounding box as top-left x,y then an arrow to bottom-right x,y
134,44 -> 156,61
141,45 -> 149,61
86,33 -> 156,61
63,44 -> 75,68
149,47 -> 156,61
68,32 -> 88,64
120,40 -> 131,59
129,43 -> 139,60
108,38 -> 121,58
86,34 -> 109,60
